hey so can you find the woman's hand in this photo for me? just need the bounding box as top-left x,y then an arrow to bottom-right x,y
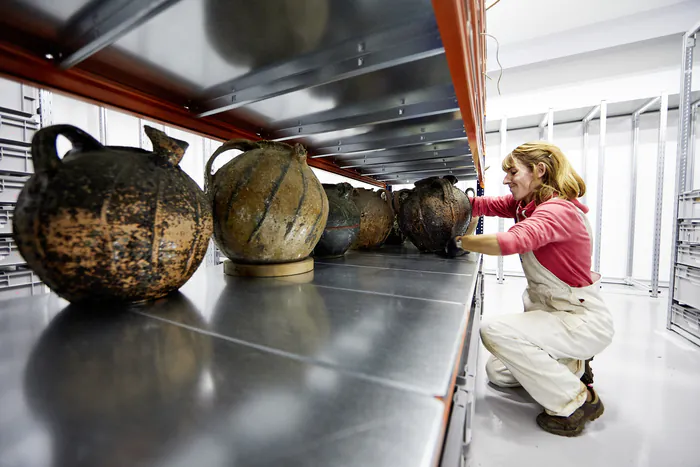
455,233 -> 503,256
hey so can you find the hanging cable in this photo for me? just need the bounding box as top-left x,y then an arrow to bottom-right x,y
486,0 -> 502,11
482,33 -> 503,96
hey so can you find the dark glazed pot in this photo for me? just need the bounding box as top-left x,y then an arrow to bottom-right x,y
350,188 -> 394,250
399,176 -> 473,255
205,139 -> 328,264
313,183 -> 360,258
13,125 -> 213,303
384,189 -> 412,245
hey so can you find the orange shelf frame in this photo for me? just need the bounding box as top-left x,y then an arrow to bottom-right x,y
432,0 -> 487,187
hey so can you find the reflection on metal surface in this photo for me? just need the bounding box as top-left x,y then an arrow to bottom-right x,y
341,148 -> 471,169
197,14 -> 444,117
313,120 -> 466,156
332,140 -> 470,162
0,282 -> 448,466
23,293 -> 212,467
271,85 -> 458,140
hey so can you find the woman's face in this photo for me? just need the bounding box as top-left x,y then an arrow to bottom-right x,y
503,159 -> 543,202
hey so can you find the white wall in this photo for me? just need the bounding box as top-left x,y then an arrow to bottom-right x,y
481,110 -> 682,284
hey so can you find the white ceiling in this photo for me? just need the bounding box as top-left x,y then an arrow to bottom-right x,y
486,0 -> 692,45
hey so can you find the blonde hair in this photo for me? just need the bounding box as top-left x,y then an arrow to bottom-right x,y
502,141 -> 586,204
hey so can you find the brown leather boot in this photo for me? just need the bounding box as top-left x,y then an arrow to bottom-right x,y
536,387 -> 605,437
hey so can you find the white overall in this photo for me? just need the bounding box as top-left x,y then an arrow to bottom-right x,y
480,209 -> 615,417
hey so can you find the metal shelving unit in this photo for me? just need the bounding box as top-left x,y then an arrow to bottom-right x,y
0,2 -> 488,466
668,21 -> 700,347
0,78 -> 43,300
0,0 -> 487,188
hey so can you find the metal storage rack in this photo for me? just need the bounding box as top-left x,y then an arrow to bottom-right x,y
0,78 -> 43,300
485,95 -> 674,294
0,2 -> 488,466
668,20 -> 700,347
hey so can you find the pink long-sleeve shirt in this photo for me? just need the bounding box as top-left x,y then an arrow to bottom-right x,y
471,195 -> 593,287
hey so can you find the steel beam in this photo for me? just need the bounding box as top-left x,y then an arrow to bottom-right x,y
651,92 -> 669,298
197,18 -> 444,117
332,141 -> 469,162
313,119 -> 466,156
633,96 -> 661,117
627,96 -> 662,283
365,161 -> 474,177
498,117 -> 507,284
374,167 -> 476,181
594,101 -> 607,273
59,0 -> 184,69
582,121 -> 589,206
627,113 -> 640,282
271,85 -> 458,140
345,154 -> 472,170
377,170 -> 477,183
538,111 -> 549,140
341,150 -> 470,168
668,32 -> 696,330
583,105 -> 601,123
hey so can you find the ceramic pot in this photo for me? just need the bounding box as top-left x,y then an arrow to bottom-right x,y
350,188 -> 393,249
205,139 -> 328,264
313,183 -> 360,258
13,125 -> 213,303
384,189 -> 412,245
399,176 -> 474,255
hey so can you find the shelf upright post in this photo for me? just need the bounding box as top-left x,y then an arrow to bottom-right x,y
581,105 -> 600,207
668,26 -> 697,329
651,92 -> 669,298
593,101 -> 607,274
497,116 -> 507,284
627,96 -> 661,286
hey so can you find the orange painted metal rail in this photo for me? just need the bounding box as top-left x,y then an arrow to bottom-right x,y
432,0 -> 487,187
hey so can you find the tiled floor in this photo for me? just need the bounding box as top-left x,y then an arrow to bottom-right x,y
466,275 -> 700,467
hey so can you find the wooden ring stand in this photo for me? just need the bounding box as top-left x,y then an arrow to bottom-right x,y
223,257 -> 315,278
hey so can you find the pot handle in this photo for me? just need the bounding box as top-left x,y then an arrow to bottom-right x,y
434,177 -> 455,203
31,124 -> 103,174
465,187 -> 476,225
204,139 -> 261,197
144,126 -> 189,166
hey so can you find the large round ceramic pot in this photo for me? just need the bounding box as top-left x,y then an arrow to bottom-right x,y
313,183 -> 360,258
384,189 -> 412,245
12,125 -> 213,304
205,139 -> 328,264
350,188 -> 394,249
399,176 -> 473,255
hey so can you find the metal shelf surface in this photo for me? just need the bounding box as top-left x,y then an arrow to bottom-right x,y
0,0 -> 486,187
0,247 -> 483,466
